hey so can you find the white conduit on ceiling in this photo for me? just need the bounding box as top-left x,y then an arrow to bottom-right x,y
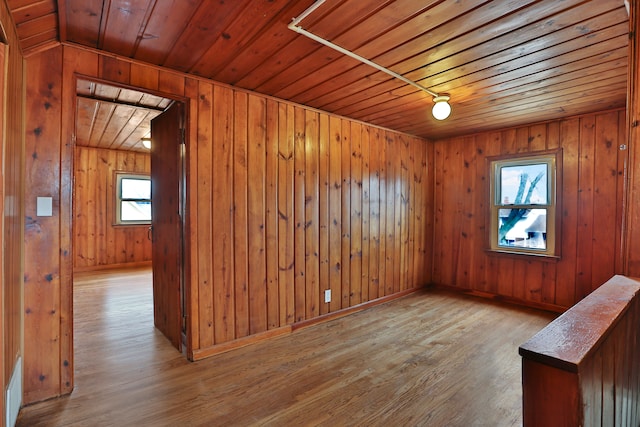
287,0 -> 452,119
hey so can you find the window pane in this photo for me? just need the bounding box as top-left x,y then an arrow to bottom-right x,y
498,208 -> 546,249
121,201 -> 151,221
499,163 -> 548,205
121,178 -> 151,199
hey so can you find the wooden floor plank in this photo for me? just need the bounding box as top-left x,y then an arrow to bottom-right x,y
17,266 -> 555,426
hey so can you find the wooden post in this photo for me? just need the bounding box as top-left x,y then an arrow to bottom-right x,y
624,0 -> 640,275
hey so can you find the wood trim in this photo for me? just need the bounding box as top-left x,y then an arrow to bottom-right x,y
193,286 -> 422,360
624,0 -> 639,276
485,148 -> 563,258
520,275 -> 640,425
292,287 -> 421,331
431,283 -> 565,314
73,261 -> 152,273
192,325 -> 293,361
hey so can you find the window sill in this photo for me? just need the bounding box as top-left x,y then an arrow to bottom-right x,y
485,248 -> 560,263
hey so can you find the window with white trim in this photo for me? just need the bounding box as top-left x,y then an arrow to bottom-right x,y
115,173 -> 151,225
489,150 -> 560,257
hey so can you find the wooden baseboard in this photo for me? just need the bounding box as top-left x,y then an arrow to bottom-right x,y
191,326 -> 293,361
292,287 -> 421,331
191,287 -> 423,361
429,283 -> 567,314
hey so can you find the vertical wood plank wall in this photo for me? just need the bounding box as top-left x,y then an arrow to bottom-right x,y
22,45 -> 434,403
73,146 -> 151,270
1,0 -> 26,420
24,45 -> 64,404
432,110 -> 627,310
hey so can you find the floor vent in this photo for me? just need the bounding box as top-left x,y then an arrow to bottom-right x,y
6,357 -> 22,427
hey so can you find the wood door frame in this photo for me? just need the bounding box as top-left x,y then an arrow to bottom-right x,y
67,75 -> 192,389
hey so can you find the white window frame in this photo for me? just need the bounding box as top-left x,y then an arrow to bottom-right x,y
114,172 -> 151,225
488,150 -> 561,258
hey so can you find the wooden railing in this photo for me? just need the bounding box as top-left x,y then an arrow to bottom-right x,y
519,275 -> 640,426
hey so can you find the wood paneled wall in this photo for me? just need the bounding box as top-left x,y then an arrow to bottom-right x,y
73,146 -> 151,270
22,44 -> 433,403
24,45 -> 65,404
433,110 -> 627,310
1,0 -> 26,421
189,90 -> 431,356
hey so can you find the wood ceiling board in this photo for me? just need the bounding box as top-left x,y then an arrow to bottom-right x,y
15,12 -> 56,39
405,12 -> 628,98
256,43 -> 359,96
133,0 -> 201,65
292,0 -> 568,108
8,0 -> 43,8
351,68 -> 627,137
9,0 -> 56,24
99,0 -> 154,56
19,27 -> 57,51
269,0 -> 489,100
303,0 -> 399,40
218,22 -> 308,86
387,0 -> 623,85
75,80 -> 171,152
329,31 -> 628,123
189,0 -> 293,79
63,0 -> 104,46
7,0 -> 633,139
464,48 -> 628,104
116,87 -> 146,104
138,93 -> 166,109
254,3 -> 388,94
88,101 -> 116,147
438,33 -> 629,100
230,0 -> 350,88
94,82 -> 121,100
105,106 -> 155,151
388,75 -> 628,132
99,103 -> 137,146
301,0 -> 619,110
408,89 -> 626,138
161,0 -> 248,73
454,64 -> 629,115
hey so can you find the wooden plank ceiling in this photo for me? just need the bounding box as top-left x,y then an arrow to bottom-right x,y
8,0 -> 630,141
75,79 -> 170,152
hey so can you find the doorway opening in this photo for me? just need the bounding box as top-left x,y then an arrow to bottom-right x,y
71,78 -> 188,381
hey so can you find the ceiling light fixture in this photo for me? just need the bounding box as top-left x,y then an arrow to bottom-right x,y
288,0 -> 452,121
141,137 -> 151,149
432,95 -> 451,120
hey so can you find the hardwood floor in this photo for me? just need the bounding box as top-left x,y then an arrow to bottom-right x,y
16,266 -> 556,426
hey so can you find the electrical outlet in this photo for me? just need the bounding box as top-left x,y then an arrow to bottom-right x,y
324,289 -> 331,303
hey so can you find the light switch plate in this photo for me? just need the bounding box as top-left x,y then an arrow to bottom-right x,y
36,197 -> 53,217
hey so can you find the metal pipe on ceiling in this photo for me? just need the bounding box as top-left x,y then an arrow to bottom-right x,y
287,0 -> 440,99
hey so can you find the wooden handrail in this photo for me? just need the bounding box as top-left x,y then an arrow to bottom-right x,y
519,275 -> 640,426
